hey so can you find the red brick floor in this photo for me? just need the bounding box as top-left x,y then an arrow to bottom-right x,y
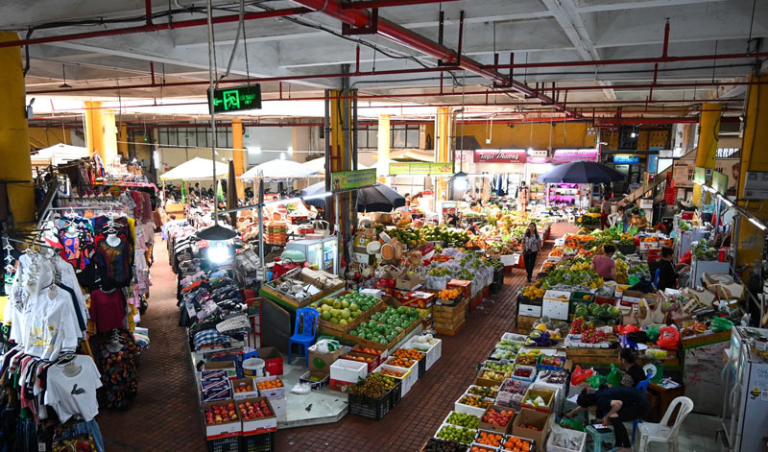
97,223 -> 572,451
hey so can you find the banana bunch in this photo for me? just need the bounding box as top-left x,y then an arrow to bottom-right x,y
614,258 -> 629,284
569,262 -> 591,272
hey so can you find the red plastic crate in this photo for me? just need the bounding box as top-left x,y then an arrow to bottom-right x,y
330,378 -> 355,393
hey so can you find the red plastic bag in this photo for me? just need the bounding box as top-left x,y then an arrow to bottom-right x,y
678,250 -> 692,265
571,365 -> 593,386
617,324 -> 640,335
657,326 -> 680,350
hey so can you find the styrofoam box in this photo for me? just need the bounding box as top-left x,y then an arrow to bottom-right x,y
376,364 -> 415,396
254,375 -> 285,400
405,336 -> 443,371
547,424 -> 587,452
435,423 -> 477,445
518,304 -> 542,317
330,359 -> 368,384
455,393 -> 495,418
442,411 -> 481,429
500,332 -> 528,342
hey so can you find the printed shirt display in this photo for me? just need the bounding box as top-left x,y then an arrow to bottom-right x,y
44,355 -> 103,423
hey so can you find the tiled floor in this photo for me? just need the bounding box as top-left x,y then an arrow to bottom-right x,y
96,226 -> 732,452
637,413 -> 728,452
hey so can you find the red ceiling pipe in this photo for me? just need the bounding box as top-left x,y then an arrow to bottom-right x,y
488,51 -> 768,71
597,117 -> 741,125
545,80 -> 768,92
343,0 -> 462,9
145,0 -> 153,25
0,7 -> 310,49
289,0 -> 579,117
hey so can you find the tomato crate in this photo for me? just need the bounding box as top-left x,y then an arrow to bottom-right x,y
340,351 -> 378,373
348,392 -> 391,420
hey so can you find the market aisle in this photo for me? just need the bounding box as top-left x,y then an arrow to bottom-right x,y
98,236 -> 207,452
274,222 -> 575,452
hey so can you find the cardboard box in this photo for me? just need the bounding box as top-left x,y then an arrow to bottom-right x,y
230,378 -> 258,401
478,405 -> 516,434
203,361 -> 238,380
521,388 -> 555,413
299,371 -> 330,390
447,279 -> 472,301
396,273 -> 426,291
201,378 -> 233,403
512,408 -> 551,446
620,290 -> 645,304
372,212 -> 393,224
309,345 -> 345,375
237,397 -> 277,435
202,399 -> 242,440
255,347 -> 283,376
253,375 -> 285,400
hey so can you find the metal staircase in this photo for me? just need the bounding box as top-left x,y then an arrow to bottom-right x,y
618,166 -> 672,207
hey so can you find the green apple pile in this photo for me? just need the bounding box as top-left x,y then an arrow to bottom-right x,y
436,425 -> 476,445
371,306 -> 420,329
312,292 -> 379,327
446,411 -> 480,429
349,321 -> 399,345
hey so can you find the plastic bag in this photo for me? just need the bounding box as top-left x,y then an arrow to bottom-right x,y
628,275 -> 640,286
586,373 -> 607,389
559,417 -> 586,432
646,325 -> 661,342
290,382 -> 312,394
607,364 -> 623,387
571,365 -> 593,386
627,226 -> 639,236
656,325 -> 680,350
712,316 -> 734,333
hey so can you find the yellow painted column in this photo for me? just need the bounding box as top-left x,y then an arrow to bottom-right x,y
117,124 -> 129,158
736,75 -> 768,266
0,32 -> 34,225
231,118 -> 246,199
83,101 -> 118,164
434,107 -> 452,202
692,103 -> 721,205
377,114 -> 390,182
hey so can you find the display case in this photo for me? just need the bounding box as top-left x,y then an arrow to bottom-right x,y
286,237 -> 339,274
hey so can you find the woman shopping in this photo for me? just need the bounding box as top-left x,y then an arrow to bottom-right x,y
522,222 -> 541,283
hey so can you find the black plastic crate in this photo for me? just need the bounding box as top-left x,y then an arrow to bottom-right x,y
241,432 -> 274,452
207,436 -> 241,452
348,392 -> 391,420
388,380 -> 403,409
416,355 -> 426,379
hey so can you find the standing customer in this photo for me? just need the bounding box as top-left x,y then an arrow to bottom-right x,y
517,181 -> 529,212
591,244 -> 617,281
567,386 -> 650,449
522,222 -> 541,282
601,194 -> 612,230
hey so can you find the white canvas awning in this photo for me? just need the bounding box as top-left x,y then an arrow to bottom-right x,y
160,157 -> 229,181
240,159 -> 318,182
31,143 -> 89,165
302,157 -> 368,175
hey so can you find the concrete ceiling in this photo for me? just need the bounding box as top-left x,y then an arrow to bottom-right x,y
4,0 -> 768,119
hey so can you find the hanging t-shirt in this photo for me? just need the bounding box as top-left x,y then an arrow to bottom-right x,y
89,289 -> 126,333
45,355 -> 103,423
25,289 -> 80,361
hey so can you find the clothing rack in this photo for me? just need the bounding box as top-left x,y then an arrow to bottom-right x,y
4,236 -> 57,251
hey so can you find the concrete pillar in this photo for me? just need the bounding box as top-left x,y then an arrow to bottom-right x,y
692,103 -> 721,205
736,75 -> 768,266
231,118 -> 246,199
84,101 -> 118,165
0,32 -> 34,225
117,124 -> 129,159
377,114 -> 390,182
434,107 -> 452,202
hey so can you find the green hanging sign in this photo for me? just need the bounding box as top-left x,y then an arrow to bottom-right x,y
209,85 -> 262,113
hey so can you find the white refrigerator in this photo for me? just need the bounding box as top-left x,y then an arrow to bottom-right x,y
720,326 -> 768,452
285,237 -> 338,274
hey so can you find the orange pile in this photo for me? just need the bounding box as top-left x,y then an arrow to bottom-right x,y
380,368 -> 404,378
387,357 -> 415,368
359,348 -> 382,355
438,288 -> 461,300
475,432 -> 503,448
345,354 -> 374,363
393,348 -> 425,361
458,395 -> 491,408
470,447 -> 494,452
257,379 -> 283,390
503,437 -> 531,452
234,384 -> 253,393
550,249 -> 564,257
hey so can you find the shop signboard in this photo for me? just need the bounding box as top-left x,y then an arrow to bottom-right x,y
713,158 -> 740,191
672,159 -> 694,188
613,154 -> 640,164
330,169 -> 376,192
711,171 -> 728,195
473,149 -> 527,163
552,149 -> 599,163
693,166 -> 709,185
388,162 -> 453,176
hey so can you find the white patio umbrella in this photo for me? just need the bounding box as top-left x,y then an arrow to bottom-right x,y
240,159 -> 318,181
160,157 -> 229,181
302,157 -> 368,175
32,143 -> 89,165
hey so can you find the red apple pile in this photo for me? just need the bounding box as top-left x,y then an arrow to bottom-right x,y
205,402 -> 238,425
238,400 -> 273,420
482,408 -> 514,427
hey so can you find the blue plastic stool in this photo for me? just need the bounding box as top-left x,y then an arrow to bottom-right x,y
287,307 -> 319,366
654,268 -> 661,287
632,375 -> 652,443
586,424 -> 614,452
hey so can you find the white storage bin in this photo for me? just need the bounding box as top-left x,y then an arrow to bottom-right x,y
330,359 -> 368,384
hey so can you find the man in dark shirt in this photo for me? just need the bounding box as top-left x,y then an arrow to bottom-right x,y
568,386 -> 650,448
657,247 -> 689,291
619,348 -> 647,387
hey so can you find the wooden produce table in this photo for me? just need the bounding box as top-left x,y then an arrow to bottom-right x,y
565,346 -> 681,369
646,382 -> 686,423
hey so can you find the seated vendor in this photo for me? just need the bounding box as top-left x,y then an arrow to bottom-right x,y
591,244 -> 617,281
618,348 -> 647,387
657,247 -> 689,291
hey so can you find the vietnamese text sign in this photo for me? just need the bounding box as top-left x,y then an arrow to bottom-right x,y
712,171 -> 728,195
613,154 -> 640,164
389,162 -> 453,176
673,159 -> 694,187
473,149 -> 527,163
330,169 -> 376,192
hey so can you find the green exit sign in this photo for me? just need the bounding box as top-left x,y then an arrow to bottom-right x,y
209,84 -> 262,113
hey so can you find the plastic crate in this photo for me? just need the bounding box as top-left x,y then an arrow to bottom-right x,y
388,379 -> 403,409
241,432 -> 274,452
207,436 -> 241,452
348,392 -> 390,420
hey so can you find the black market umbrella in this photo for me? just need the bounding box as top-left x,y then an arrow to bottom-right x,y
356,183 -> 406,213
227,159 -> 238,225
301,182 -> 406,212
537,160 -> 627,184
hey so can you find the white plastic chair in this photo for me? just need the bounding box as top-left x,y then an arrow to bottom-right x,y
636,396 -> 694,452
